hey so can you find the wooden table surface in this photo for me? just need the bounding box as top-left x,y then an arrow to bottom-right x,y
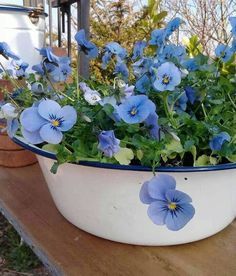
0,164 -> 236,276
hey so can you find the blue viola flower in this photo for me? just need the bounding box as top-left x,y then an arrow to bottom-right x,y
229,17 -> 236,36
159,44 -> 186,63
105,42 -> 127,61
37,47 -> 60,63
117,95 -> 156,124
170,92 -> 188,112
182,58 -> 199,71
0,103 -> 19,137
132,41 -> 147,60
184,86 -> 197,104
101,51 -> 112,69
144,112 -> 160,140
135,74 -> 151,94
31,82 -> 44,94
0,42 -> 19,60
7,59 -> 29,78
149,29 -> 167,47
209,132 -> 231,151
75,29 -> 98,59
140,174 -> 195,231
114,62 -> 129,79
153,62 -> 181,92
48,59 -> 72,83
20,99 -> 77,144
165,17 -> 183,37
231,38 -> 236,52
132,57 -> 153,77
98,130 -> 120,158
215,44 -> 233,62
7,118 -> 19,138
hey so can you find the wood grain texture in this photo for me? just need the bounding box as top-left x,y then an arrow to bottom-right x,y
0,164 -> 236,276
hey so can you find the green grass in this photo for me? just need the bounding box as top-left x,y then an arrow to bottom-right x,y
0,214 -> 42,273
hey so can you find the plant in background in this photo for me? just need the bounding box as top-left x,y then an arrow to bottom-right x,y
0,15 -> 236,231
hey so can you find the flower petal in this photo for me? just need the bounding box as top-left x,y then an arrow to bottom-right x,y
21,127 -> 44,144
139,181 -> 156,204
56,106 -> 77,131
39,123 -> 63,144
7,118 -> 19,138
148,174 -> 176,200
38,99 -> 61,120
165,189 -> 192,204
20,107 -> 46,132
165,203 -> 195,231
147,201 -> 168,225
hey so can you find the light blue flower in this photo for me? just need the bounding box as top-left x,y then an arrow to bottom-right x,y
140,174 -> 195,231
215,44 -> 233,62
105,42 -> 127,61
37,47 -> 59,63
20,99 -> 77,144
75,29 -> 98,59
182,58 -> 199,71
132,57 -> 153,77
209,132 -> 231,151
231,38 -> 236,52
229,17 -> 236,36
169,92 -> 188,112
48,60 -> 72,82
149,29 -> 166,47
135,74 -> 151,94
98,130 -> 120,157
159,44 -> 186,63
31,82 -> 44,94
132,41 -> 147,60
7,59 -> 29,78
144,112 -> 160,139
114,62 -> 129,79
184,86 -> 197,104
165,17 -> 183,37
7,118 -> 19,138
153,62 -> 181,92
0,42 -> 19,60
117,95 -> 156,124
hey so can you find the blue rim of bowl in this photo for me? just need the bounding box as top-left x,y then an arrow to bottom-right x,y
0,5 -> 48,16
12,136 -> 236,173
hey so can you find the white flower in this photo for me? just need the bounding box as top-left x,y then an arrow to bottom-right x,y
0,103 -> 18,119
84,91 -> 101,105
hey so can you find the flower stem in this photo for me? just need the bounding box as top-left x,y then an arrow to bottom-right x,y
163,92 -> 178,129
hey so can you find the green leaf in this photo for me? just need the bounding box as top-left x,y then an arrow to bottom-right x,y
137,149 -> 144,161
114,148 -> 134,165
195,155 -> 210,166
42,144 -> 59,153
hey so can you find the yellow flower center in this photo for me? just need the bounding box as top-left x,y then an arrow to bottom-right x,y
130,108 -> 137,116
52,120 -> 60,127
168,202 -> 177,210
15,65 -> 21,70
163,76 -> 170,84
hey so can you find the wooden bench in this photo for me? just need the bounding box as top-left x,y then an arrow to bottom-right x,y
0,164 -> 236,275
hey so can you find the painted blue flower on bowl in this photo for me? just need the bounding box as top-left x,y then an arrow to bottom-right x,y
117,95 -> 156,124
153,62 -> 181,92
20,99 -> 77,144
140,174 -> 195,231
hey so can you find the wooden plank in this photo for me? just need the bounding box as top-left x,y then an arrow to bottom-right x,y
0,164 -> 236,275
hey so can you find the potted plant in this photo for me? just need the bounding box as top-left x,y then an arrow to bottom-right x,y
1,17 -> 236,245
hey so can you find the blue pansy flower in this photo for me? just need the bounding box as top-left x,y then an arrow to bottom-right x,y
184,86 -> 197,104
117,95 -> 156,124
140,174 -> 195,231
215,44 -> 233,62
31,82 -> 44,94
169,92 -> 188,112
144,112 -> 160,140
209,132 -> 231,151
132,57 -> 153,77
37,47 -> 60,63
153,62 -> 181,92
75,29 -> 98,59
149,29 -> 167,47
105,42 -> 127,61
98,130 -> 120,157
0,42 -> 19,60
159,44 -> 186,63
135,74 -> 151,94
7,59 -> 29,78
165,17 -> 183,37
114,62 -> 129,79
132,41 -> 147,60
48,59 -> 72,82
0,103 -> 19,137
229,17 -> 236,36
20,99 -> 77,144
231,38 -> 236,52
182,58 -> 199,71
